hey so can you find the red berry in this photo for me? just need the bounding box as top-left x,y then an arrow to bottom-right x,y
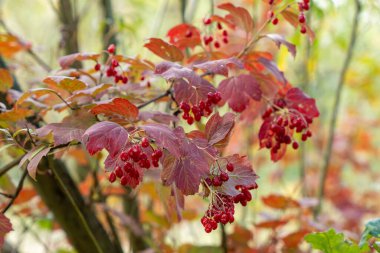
299,14 -> 306,23
220,172 -> 229,182
203,18 -> 212,25
180,102 -> 191,113
214,41 -> 220,48
107,44 -> 115,54
187,116 -> 194,125
272,18 -> 279,25
217,22 -> 222,30
292,141 -> 299,150
300,26 -> 307,34
120,151 -> 129,161
124,162 -> 132,172
115,166 -> 123,178
185,30 -> 192,38
226,163 -> 234,172
120,176 -> 128,186
112,59 -> 119,67
222,30 -> 228,37
212,177 -> 222,187
94,63 -> 101,71
109,172 -> 116,183
122,76 -> 128,84
141,137 -> 149,148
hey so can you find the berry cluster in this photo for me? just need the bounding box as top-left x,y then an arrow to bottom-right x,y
202,18 -> 229,48
260,98 -> 313,153
108,137 -> 163,187
268,0 -> 310,34
94,44 -> 129,84
200,162 -> 257,233
180,92 -> 221,125
201,194 -> 235,233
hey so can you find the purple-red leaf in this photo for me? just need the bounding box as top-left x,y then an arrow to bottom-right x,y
194,57 -> 243,77
138,111 -> 178,125
19,146 -> 51,180
0,213 -> 13,248
142,123 -> 181,157
264,34 -> 296,58
205,112 -> 235,146
218,155 -> 258,196
59,52 -> 100,69
218,74 -> 262,112
285,87 -> 319,118
258,57 -> 286,85
82,121 -> 129,158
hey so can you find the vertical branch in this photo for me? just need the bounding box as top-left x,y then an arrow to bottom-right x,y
221,224 -> 228,253
180,0 -> 187,23
100,0 -> 117,48
314,0 -> 362,218
58,0 -> 81,67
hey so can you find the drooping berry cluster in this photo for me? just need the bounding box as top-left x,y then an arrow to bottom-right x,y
200,162 -> 258,233
94,44 -> 129,84
108,137 -> 163,187
201,194 -> 235,233
268,0 -> 310,34
180,92 -> 221,125
260,98 -> 314,153
202,18 -> 229,48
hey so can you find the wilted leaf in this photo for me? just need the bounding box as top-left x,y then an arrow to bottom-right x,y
144,38 -> 184,62
305,229 -> 370,253
90,98 -> 139,123
261,194 -> 300,209
44,76 -> 87,92
218,74 -> 262,112
194,57 -> 243,77
0,69 -> 13,92
19,145 -> 51,180
167,24 -> 201,50
0,213 -> 13,248
205,112 -> 235,146
264,34 -> 296,58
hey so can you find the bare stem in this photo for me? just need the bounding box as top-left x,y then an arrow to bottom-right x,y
0,156 -> 23,177
2,169 -> 28,214
314,0 -> 362,218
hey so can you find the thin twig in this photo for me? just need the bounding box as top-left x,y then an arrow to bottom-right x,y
137,89 -> 171,109
314,0 -> 362,218
0,156 -> 23,177
2,169 -> 28,214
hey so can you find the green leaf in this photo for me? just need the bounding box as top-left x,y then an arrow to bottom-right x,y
360,218 -> 380,247
305,229 -> 370,253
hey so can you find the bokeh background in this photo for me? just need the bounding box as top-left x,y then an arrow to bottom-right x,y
1,0 -> 380,252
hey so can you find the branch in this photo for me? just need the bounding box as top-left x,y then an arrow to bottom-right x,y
314,0 -> 362,218
1,169 -> 28,214
221,224 -> 228,253
137,89 -> 171,109
0,156 -> 23,177
101,0 -> 117,48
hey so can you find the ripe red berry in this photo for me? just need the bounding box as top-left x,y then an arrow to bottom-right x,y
115,166 -> 123,178
109,172 -> 116,183
107,44 -> 115,54
226,163 -> 234,172
120,176 -> 128,186
217,22 -> 222,30
220,172 -> 229,182
299,13 -> 306,23
214,41 -> 220,48
272,18 -> 279,25
203,18 -> 212,25
185,30 -> 192,38
292,141 -> 299,150
141,137 -> 149,148
212,177 -> 222,187
180,102 -> 191,113
222,30 -> 228,37
120,151 -> 129,161
122,76 -> 128,84
300,26 -> 307,34
94,63 -> 101,71
187,116 -> 194,125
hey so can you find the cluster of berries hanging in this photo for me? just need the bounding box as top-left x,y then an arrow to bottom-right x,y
259,88 -> 319,156
202,18 -> 229,48
268,0 -> 311,34
180,91 -> 222,125
108,137 -> 163,187
201,162 -> 258,233
94,44 -> 129,84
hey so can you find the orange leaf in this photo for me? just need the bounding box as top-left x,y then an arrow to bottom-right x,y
0,34 -> 29,58
167,24 -> 202,50
0,69 -> 13,92
90,98 -> 139,123
262,194 -> 300,209
282,230 -> 310,248
43,76 -> 87,92
218,3 -> 254,35
256,219 -> 289,229
144,38 -> 184,62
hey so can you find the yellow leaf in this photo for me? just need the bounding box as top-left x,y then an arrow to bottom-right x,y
0,68 -> 13,92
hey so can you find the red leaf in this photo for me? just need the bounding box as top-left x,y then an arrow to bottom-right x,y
258,57 -> 286,85
218,74 -> 262,112
282,230 -> 310,248
167,23 -> 201,50
218,3 -> 254,35
19,146 -> 51,180
155,62 -> 216,105
264,34 -> 296,58
0,213 -> 13,248
261,194 -> 300,209
194,57 -> 243,77
218,155 -> 259,196
142,123 -> 181,158
59,52 -> 100,69
138,111 -> 178,125
256,219 -> 289,229
285,88 -> 319,118
90,98 -> 139,123
82,121 -> 129,158
205,112 -> 235,146
161,127 -> 211,195
144,38 -> 184,62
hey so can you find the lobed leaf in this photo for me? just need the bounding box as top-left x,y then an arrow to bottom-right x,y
167,23 -> 202,50
218,3 -> 254,35
43,76 -> 87,93
144,38 -> 184,62
90,98 -> 139,123
205,112 -> 235,146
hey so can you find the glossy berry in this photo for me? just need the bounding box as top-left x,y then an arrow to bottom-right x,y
107,44 -> 115,54
141,137 -> 150,148
108,172 -> 116,183
185,30 -> 192,38
226,163 -> 234,172
203,18 -> 212,25
300,26 -> 307,34
299,14 -> 306,23
272,18 -> 279,25
94,63 -> 101,71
